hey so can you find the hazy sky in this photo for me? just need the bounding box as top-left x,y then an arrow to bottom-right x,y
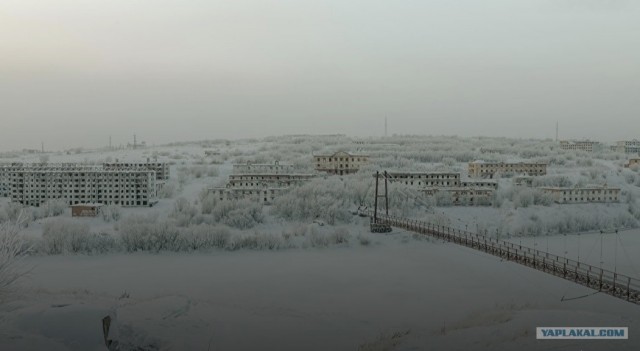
1,0 -> 639,151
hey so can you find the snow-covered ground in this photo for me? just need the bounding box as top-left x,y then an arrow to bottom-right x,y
2,232 -> 640,351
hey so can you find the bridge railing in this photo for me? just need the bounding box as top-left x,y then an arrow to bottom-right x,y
362,210 -> 640,303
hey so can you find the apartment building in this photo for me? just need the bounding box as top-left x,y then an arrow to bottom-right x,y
103,160 -> 170,181
387,172 -> 461,187
468,161 -> 547,178
313,151 -> 369,175
227,173 -> 314,188
540,185 -> 620,204
625,158 -> 640,168
460,179 -> 498,189
559,140 -> 600,152
211,160 -> 313,204
422,187 -> 495,206
232,161 -> 293,175
615,140 -> 640,154
10,168 -> 158,207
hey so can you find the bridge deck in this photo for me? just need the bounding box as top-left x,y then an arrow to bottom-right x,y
365,211 -> 640,305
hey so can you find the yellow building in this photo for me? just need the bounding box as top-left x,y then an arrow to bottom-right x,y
468,161 -> 547,178
313,151 -> 369,175
625,158 -> 640,168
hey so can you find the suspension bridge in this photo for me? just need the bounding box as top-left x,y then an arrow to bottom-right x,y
364,171 -> 640,305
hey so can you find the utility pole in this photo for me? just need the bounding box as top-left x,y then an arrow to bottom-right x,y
133,134 -> 137,149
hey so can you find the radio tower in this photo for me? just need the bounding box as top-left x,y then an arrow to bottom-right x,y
385,116 -> 388,137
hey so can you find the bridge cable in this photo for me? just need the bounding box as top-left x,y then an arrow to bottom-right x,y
560,234 -> 602,303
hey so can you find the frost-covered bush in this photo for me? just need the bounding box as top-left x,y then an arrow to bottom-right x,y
170,197 -> 199,227
225,231 -> 286,251
101,205 -> 121,222
271,177 -> 359,224
42,219 -> 93,254
0,215 -> 29,296
34,199 -> 67,219
119,214 -> 180,252
212,200 -> 264,229
177,224 -> 232,250
303,226 -> 351,248
158,182 -> 177,198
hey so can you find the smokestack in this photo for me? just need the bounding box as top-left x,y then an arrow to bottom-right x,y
556,121 -> 559,142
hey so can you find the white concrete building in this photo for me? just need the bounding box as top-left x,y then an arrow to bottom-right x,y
468,161 -> 547,178
387,172 -> 461,187
559,140 -> 600,152
232,161 -> 293,175
103,160 -> 170,181
460,179 -> 498,189
10,168 -> 158,207
615,140 -> 640,154
313,151 -> 369,175
540,185 -> 620,204
227,174 -> 314,188
422,187 -> 495,206
211,160 -> 314,204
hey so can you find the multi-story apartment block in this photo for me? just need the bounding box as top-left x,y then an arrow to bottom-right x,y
625,158 -> 640,168
468,161 -> 547,178
232,161 -> 293,175
10,169 -> 158,207
540,185 -> 620,204
103,160 -> 170,181
211,160 -> 313,204
387,172 -> 461,187
615,140 -> 640,154
559,140 -> 600,152
227,173 -> 314,188
460,179 -> 498,189
313,151 -> 369,175
422,187 -> 495,206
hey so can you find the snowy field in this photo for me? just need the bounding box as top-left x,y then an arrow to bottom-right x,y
2,135 -> 640,350
2,232 -> 640,351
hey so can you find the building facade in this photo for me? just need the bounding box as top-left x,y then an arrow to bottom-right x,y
559,140 -> 600,152
313,151 -> 369,175
422,187 -> 495,206
615,140 -> 640,154
227,173 -> 314,188
103,160 -> 170,181
540,186 -> 620,204
9,169 -> 158,207
232,161 -> 293,175
468,161 -> 547,178
387,172 -> 461,187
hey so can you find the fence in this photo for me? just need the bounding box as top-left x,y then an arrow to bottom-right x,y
364,210 -> 640,305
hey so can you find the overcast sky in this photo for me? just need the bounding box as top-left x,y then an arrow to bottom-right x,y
1,0 -> 639,151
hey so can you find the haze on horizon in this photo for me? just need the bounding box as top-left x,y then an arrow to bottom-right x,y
1,0 -> 639,151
